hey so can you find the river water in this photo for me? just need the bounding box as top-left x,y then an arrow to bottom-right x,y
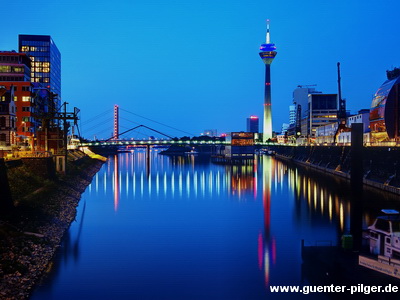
31,149 -> 400,299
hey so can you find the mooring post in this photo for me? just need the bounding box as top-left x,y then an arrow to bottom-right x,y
350,123 -> 363,251
0,158 -> 13,213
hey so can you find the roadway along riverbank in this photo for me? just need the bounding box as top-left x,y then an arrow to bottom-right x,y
0,154 -> 105,299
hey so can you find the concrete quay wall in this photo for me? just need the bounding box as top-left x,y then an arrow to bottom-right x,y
271,146 -> 400,195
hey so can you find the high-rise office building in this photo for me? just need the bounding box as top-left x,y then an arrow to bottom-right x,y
289,104 -> 296,126
18,35 -> 61,108
306,93 -> 338,138
246,116 -> 259,133
259,20 -> 277,141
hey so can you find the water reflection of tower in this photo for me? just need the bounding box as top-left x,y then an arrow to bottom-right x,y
258,156 -> 276,286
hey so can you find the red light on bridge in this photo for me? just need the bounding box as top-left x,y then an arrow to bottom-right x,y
265,82 -> 271,86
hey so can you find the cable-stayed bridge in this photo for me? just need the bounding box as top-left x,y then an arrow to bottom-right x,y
79,105 -> 232,148
80,105 -> 196,142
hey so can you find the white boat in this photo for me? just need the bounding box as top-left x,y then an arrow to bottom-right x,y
367,209 -> 400,259
359,209 -> 400,279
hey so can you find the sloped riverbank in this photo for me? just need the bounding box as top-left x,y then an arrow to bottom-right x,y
0,155 -> 104,299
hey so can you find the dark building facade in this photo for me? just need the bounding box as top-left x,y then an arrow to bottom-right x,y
19,35 -> 61,108
0,86 -> 16,147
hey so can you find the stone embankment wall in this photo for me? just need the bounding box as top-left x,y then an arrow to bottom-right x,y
0,155 -> 105,299
272,146 -> 400,195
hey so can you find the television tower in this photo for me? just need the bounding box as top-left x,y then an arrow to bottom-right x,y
259,20 -> 277,141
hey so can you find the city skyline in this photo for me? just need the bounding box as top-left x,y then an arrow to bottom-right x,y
2,0 -> 400,139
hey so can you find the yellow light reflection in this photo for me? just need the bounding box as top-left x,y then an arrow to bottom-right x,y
320,189 -> 324,214
340,202 -> 344,231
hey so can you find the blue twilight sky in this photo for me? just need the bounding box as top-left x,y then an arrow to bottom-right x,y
2,0 -> 400,139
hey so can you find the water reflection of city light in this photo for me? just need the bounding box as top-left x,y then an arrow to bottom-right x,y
133,173 -> 136,196
140,172 -> 144,197
186,172 -> 190,198
164,172 -> 167,196
156,173 -> 160,196
171,172 -> 175,196
340,202 -> 344,231
179,171 -> 183,198
148,173 -> 152,195
80,149 -> 400,299
113,155 -> 119,211
194,171 -> 198,197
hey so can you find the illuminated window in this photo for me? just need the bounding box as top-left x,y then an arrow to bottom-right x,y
22,96 -> 31,102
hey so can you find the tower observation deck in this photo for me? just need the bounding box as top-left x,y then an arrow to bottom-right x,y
259,20 -> 277,141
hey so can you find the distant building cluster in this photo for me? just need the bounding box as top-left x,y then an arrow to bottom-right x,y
273,70 -> 400,146
0,35 -> 63,153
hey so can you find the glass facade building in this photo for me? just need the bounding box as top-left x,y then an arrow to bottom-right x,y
18,35 -> 61,108
370,76 -> 400,142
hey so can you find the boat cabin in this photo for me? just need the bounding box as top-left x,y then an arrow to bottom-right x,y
368,209 -> 400,259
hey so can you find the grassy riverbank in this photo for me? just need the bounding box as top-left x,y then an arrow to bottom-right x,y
0,154 -> 105,299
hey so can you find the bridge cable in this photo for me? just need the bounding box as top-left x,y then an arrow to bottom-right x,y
119,117 -> 176,139
105,124 -> 174,141
119,108 -> 195,136
81,108 -> 111,125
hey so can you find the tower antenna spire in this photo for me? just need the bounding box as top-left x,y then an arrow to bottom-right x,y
266,19 -> 271,44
